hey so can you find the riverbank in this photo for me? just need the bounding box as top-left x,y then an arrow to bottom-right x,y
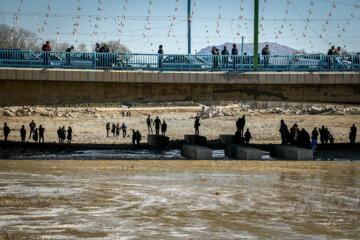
1,141 -> 359,160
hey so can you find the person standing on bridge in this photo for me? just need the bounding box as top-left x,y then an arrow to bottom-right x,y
154,116 -> 161,135
42,41 -> 51,67
327,46 -> 335,69
221,46 -> 230,69
349,124 -> 357,145
158,45 -> 164,69
65,46 -> 74,65
29,120 -> 36,140
146,115 -> 153,134
20,125 -> 26,142
231,44 -> 238,69
334,46 -> 341,56
261,44 -> 270,68
39,125 -> 45,143
3,123 -> 10,142
211,46 -> 220,69
194,116 -> 201,135
161,120 -> 167,136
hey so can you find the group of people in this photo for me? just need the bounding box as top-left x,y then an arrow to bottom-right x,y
57,126 -> 72,143
146,115 -> 167,136
106,122 -> 127,138
211,44 -> 271,69
279,120 -> 357,153
234,115 -> 252,144
2,120 -> 72,144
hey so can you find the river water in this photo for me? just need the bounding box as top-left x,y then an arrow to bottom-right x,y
0,160 -> 359,239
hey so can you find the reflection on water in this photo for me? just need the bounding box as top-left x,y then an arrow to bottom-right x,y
12,149 -> 275,160
0,160 -> 359,239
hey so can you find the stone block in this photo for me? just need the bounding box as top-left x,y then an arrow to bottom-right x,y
219,134 -> 235,146
119,71 -> 128,82
80,70 -> 89,81
225,144 -> 263,160
189,72 -> 198,83
271,145 -> 313,160
56,70 -> 64,81
158,72 -> 167,83
184,135 -> 207,146
72,69 -> 80,81
181,144 -> 212,160
150,72 -> 158,82
147,134 -> 169,148
103,71 -> 111,82
48,69 -> 56,81
297,72 -> 305,84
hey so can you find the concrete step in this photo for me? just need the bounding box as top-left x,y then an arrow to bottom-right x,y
271,144 -> 313,160
181,144 -> 212,160
219,134 -> 235,146
147,134 -> 169,148
225,144 -> 262,160
184,135 -> 207,146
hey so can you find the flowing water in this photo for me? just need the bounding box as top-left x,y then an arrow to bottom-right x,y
0,160 -> 359,239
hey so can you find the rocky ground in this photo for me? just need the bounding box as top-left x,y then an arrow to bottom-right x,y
0,105 -> 359,145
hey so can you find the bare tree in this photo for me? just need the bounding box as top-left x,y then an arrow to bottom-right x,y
53,42 -> 71,52
77,43 -> 88,52
0,24 -> 41,50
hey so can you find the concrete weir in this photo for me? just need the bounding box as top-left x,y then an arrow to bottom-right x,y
184,135 -> 207,146
271,144 -> 313,160
225,144 -> 263,160
181,144 -> 213,160
147,134 -> 169,148
219,135 -> 235,146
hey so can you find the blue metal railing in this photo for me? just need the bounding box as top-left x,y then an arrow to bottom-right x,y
0,49 -> 359,71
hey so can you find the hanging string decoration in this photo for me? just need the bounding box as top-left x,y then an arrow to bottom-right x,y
55,14 -> 60,49
33,15 -> 42,41
236,0 -> 244,38
94,0 -> 103,36
168,0 -> 179,38
336,0 -> 360,48
11,0 -> 24,42
118,0 -> 128,35
88,15 -> 94,43
42,0 -> 52,33
259,0 -> 268,40
142,0 -> 154,38
216,0 -> 223,39
321,1 -> 337,45
73,0 -> 82,42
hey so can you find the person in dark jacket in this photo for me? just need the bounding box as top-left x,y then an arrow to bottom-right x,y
65,46 -> 74,65
3,123 -> 10,142
136,130 -> 141,146
194,116 -> 201,135
244,128 -> 252,144
261,44 -> 270,68
231,43 -> 239,69
33,128 -> 38,142
327,46 -> 335,69
106,122 -> 110,137
236,115 -> 246,137
154,116 -> 161,135
211,46 -> 220,69
158,45 -> 164,68
146,115 -> 153,134
311,127 -> 318,141
122,123 -> 127,138
67,127 -> 72,143
39,125 -> 45,143
57,127 -> 62,143
161,120 -> 167,136
349,124 -> 357,145
20,125 -> 26,142
279,120 -> 289,145
221,46 -> 230,68
29,120 -> 36,139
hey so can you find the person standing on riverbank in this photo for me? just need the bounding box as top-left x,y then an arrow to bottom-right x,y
146,115 -> 153,134
39,125 -> 45,143
244,129 -> 252,144
350,124 -> 357,145
136,130 -> 141,146
279,120 -> 289,145
32,128 -> 38,142
161,120 -> 167,136
3,123 -> 10,142
20,125 -> 26,142
29,120 -> 36,140
122,123 -> 127,138
154,117 -> 161,135
67,127 -> 72,143
106,122 -> 110,137
132,130 -> 136,147
194,116 -> 200,135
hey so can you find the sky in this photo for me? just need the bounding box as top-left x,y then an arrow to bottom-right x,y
1,0 -> 360,54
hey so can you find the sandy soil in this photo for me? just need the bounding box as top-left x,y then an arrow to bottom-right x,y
0,106 -> 359,144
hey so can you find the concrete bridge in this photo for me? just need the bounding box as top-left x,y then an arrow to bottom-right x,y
0,67 -> 359,106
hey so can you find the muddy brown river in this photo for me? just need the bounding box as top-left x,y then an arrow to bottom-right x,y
0,160 -> 359,239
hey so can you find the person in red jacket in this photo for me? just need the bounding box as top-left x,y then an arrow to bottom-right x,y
42,41 -> 51,66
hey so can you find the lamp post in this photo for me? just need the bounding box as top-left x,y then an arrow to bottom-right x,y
188,0 -> 192,55
254,0 -> 259,70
